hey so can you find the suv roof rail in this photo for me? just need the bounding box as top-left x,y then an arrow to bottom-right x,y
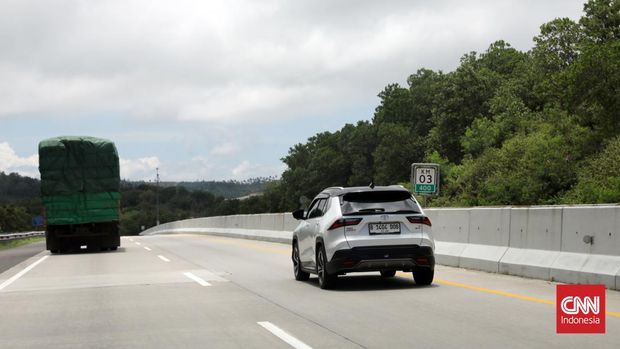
324,186 -> 344,190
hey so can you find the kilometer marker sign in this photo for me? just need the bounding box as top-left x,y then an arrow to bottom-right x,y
411,163 -> 440,195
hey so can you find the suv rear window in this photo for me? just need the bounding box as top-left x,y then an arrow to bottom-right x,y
340,190 -> 420,215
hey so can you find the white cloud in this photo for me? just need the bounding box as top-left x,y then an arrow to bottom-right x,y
210,143 -> 240,156
0,0 -> 584,124
120,156 -> 160,181
0,142 -> 163,181
231,160 -> 285,180
0,0 -> 586,182
0,142 -> 39,178
232,160 -> 252,179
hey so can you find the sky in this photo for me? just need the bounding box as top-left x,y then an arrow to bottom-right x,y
0,0 -> 585,181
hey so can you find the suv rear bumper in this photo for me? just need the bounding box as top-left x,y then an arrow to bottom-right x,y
326,245 -> 434,274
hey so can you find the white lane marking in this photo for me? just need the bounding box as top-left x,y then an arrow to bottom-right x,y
257,322 -> 313,349
158,255 -> 170,262
144,246 -> 152,251
135,242 -> 141,246
183,272 -> 211,286
0,255 -> 49,291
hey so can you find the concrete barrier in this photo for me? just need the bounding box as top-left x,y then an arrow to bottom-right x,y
425,209 -> 468,267
141,204 -> 620,290
141,214 -> 293,244
499,207 -> 562,280
458,208 -> 510,273
550,206 -> 620,289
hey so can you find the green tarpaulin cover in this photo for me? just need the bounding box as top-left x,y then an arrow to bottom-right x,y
38,136 -> 120,225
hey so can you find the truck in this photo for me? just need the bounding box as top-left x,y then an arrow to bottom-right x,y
38,136 -> 121,253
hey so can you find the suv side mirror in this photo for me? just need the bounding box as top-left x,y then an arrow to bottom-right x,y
292,209 -> 306,220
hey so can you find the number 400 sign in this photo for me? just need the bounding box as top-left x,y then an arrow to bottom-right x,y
411,163 -> 440,195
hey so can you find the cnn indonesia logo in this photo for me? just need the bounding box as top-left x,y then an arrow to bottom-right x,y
556,284 -> 605,334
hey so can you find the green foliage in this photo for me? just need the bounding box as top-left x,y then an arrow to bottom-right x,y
160,178 -> 274,198
533,18 -> 584,72
565,40 -> 620,140
457,119 -> 590,205
0,172 -> 43,232
0,172 -> 40,202
0,237 -> 44,251
580,0 -> 620,43
373,123 -> 424,185
565,135 -> 620,203
0,204 -> 31,232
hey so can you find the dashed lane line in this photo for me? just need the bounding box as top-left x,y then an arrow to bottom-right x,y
183,272 -> 211,286
257,321 -> 313,349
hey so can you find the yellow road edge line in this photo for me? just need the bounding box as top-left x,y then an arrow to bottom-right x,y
200,236 -> 620,319
434,277 -> 555,305
396,272 -> 620,319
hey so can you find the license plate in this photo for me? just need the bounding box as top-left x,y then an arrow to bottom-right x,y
368,222 -> 400,234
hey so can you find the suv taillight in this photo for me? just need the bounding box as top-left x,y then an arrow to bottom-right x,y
407,216 -> 432,226
329,218 -> 362,230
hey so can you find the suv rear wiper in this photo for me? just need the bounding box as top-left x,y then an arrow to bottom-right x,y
387,210 -> 420,214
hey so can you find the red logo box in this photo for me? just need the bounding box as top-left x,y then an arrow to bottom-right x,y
556,284 -> 605,334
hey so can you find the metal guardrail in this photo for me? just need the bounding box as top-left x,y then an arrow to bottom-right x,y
0,231 -> 45,241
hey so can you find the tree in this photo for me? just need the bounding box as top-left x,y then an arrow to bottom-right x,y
449,115 -> 592,205
580,0 -> 620,43
533,18 -> 584,72
343,121 -> 378,186
372,84 -> 414,125
565,40 -> 620,141
0,204 -> 30,232
429,50 -> 501,162
565,135 -> 620,203
373,123 -> 424,185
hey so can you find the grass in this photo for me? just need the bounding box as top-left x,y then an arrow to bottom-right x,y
0,237 -> 45,251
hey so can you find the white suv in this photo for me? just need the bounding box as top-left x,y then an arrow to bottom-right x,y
291,185 -> 435,289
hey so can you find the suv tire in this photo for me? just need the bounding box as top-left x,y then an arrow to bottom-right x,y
317,244 -> 336,289
292,241 -> 310,281
380,270 -> 396,278
413,267 -> 434,285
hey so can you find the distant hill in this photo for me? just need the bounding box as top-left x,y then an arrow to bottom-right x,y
0,172 -> 40,202
160,177 -> 276,198
0,172 -> 43,232
0,172 -> 276,202
1,171 -> 279,233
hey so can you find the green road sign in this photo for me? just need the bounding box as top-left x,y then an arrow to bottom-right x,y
415,184 -> 436,193
411,163 -> 440,195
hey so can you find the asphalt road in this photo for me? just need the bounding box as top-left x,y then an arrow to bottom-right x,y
0,234 -> 619,348
0,239 -> 45,274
